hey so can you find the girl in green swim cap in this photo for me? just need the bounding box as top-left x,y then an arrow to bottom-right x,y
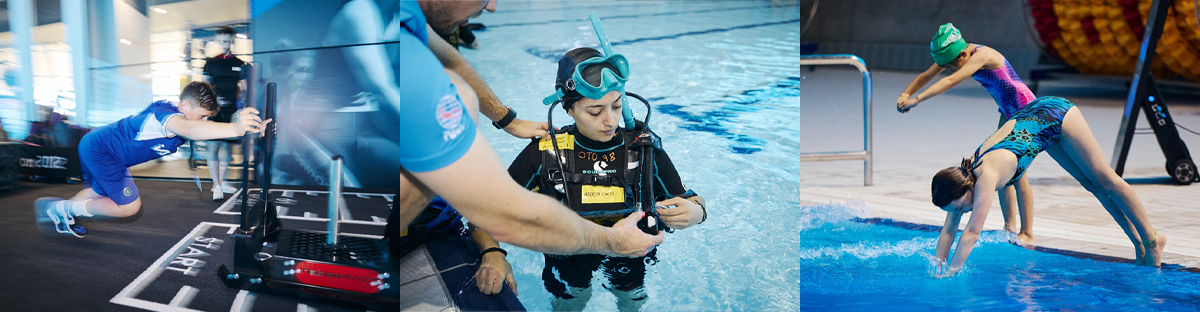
898,23 -> 1040,247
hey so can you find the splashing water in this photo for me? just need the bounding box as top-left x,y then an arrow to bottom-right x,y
800,202 -> 1200,310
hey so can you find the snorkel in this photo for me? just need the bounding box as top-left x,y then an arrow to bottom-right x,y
589,12 -> 636,129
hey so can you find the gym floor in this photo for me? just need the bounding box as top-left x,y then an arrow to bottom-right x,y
0,180 -> 394,312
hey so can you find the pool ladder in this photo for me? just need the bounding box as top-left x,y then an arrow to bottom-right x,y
800,54 -> 873,186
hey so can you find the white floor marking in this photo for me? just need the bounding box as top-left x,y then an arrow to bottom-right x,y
341,219 -> 387,226
213,188 -> 390,228
338,197 -> 353,220
230,290 -> 256,312
297,303 -> 316,312
168,286 -> 199,308
111,222 -> 235,312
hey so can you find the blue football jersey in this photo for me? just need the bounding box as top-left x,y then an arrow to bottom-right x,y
88,100 -> 186,167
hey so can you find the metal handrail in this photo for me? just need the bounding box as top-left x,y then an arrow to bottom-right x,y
799,54 -> 873,186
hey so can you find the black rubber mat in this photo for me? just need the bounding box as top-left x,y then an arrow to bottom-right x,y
0,180 -> 521,311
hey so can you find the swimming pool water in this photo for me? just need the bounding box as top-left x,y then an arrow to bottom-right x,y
800,202 -> 1200,310
463,0 -> 802,310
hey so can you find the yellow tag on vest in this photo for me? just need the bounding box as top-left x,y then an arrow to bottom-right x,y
539,134 -> 574,151
580,185 -> 624,204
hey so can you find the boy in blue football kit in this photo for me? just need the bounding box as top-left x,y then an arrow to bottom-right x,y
34,81 -> 271,238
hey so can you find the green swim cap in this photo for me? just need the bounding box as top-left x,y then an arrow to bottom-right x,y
930,23 -> 967,66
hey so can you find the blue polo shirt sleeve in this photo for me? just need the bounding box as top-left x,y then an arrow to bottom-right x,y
394,35 -> 476,173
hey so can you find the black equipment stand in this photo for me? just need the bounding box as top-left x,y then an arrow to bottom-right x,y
1111,0 -> 1198,185
216,78 -> 400,311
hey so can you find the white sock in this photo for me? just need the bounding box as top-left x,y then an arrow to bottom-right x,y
68,199 -> 93,218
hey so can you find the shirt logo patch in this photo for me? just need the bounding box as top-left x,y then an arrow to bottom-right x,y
123,187 -> 133,197
152,144 -> 171,156
436,93 -> 466,141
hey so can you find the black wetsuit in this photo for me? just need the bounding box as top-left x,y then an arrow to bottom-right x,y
507,125 -> 688,294
202,54 -> 245,123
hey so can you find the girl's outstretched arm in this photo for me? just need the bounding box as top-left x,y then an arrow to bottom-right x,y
900,63 -> 945,99
943,176 -> 999,276
914,54 -> 987,103
934,211 -> 963,264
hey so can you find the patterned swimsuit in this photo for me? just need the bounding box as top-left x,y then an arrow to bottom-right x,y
970,96 -> 1076,186
971,46 -> 1037,120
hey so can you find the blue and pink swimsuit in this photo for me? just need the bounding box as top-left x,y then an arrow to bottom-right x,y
970,46 -> 1036,120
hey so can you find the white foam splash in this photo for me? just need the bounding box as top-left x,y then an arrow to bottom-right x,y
796,199 -> 871,230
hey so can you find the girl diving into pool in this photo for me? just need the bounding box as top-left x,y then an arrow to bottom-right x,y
899,23 -> 1037,245
930,96 -> 1167,276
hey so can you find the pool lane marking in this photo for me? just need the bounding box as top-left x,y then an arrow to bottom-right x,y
486,3 -> 799,29
483,1 -> 660,15
230,290 -> 255,312
526,18 -> 802,61
110,222 -> 226,312
169,286 -> 199,308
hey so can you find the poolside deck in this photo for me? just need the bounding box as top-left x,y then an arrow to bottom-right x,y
800,68 -> 1200,269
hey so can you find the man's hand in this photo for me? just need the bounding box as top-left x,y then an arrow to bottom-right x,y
607,211 -> 666,258
655,197 -> 704,230
474,252 -> 517,295
503,118 -> 551,139
231,108 -> 272,135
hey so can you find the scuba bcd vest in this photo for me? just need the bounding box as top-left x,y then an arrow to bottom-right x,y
536,121 -> 662,220
541,91 -> 671,234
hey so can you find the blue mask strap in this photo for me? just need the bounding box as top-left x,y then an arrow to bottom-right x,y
543,89 -> 565,106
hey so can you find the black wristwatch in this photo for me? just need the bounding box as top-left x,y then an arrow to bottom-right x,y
492,106 -> 516,129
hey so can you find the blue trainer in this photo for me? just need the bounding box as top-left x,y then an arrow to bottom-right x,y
34,197 -> 87,238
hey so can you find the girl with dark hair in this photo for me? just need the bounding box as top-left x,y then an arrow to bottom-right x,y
930,96 -> 1166,276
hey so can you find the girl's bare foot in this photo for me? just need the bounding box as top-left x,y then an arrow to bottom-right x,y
1144,232 -> 1167,267
1016,233 -> 1035,247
